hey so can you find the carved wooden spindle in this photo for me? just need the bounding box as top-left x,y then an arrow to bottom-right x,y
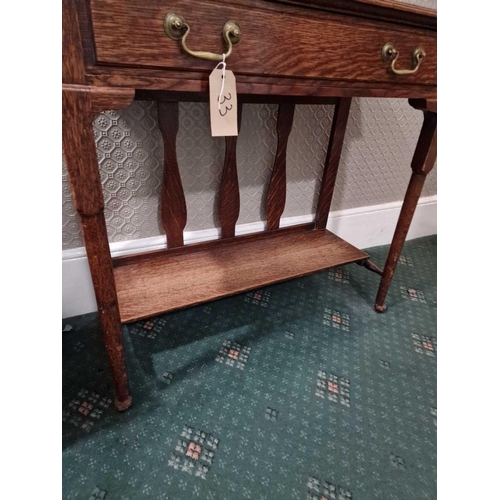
315,97 -> 352,229
218,102 -> 243,239
62,84 -> 135,411
158,101 -> 187,248
266,104 -> 295,230
374,99 -> 437,312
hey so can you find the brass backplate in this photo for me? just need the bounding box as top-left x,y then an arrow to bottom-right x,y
223,21 -> 242,45
381,42 -> 397,62
164,13 -> 187,40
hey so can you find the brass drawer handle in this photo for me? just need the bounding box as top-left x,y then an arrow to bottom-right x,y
382,42 -> 426,75
164,13 -> 242,62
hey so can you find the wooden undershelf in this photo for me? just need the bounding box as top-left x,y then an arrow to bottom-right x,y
114,229 -> 368,323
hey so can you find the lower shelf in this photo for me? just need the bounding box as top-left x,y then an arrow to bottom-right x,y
114,229 -> 368,323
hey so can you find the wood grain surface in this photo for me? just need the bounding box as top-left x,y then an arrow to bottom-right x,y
114,229 -> 368,322
113,222 -> 317,268
315,97 -> 352,229
88,68 -> 437,99
266,104 -> 295,230
271,0 -> 436,29
135,90 -> 340,105
90,86 -> 135,115
64,0 -> 438,413
89,0 -> 436,86
62,84 -> 135,117
63,0 -> 86,84
158,101 -> 188,248
375,99 -> 437,311
62,85 -> 131,410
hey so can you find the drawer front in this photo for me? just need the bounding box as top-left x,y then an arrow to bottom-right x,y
90,0 -> 437,86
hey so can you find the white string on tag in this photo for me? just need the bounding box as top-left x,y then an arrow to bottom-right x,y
215,53 -> 226,111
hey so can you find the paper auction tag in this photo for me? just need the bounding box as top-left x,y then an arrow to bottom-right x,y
209,67 -> 238,137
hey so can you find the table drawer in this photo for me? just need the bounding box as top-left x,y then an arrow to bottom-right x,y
90,0 -> 436,87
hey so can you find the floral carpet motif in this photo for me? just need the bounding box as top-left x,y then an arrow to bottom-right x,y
63,236 -> 437,499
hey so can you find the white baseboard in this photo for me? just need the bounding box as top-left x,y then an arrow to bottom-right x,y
326,195 -> 437,249
62,195 -> 436,319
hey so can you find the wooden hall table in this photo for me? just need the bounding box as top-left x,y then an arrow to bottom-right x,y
63,0 -> 437,410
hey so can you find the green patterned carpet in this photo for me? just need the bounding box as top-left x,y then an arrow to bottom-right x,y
62,236 -> 437,500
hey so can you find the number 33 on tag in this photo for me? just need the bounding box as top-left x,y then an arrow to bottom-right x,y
209,68 -> 238,137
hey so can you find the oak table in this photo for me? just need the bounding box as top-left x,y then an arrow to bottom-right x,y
63,0 -> 437,410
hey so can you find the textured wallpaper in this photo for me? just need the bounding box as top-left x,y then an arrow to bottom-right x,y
62,0 -> 437,251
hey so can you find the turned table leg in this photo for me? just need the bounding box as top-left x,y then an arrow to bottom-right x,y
62,84 -> 135,410
374,99 -> 437,312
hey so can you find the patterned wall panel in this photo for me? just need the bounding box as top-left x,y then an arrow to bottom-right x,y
236,104 -> 279,224
399,0 -> 436,7
62,0 -> 437,251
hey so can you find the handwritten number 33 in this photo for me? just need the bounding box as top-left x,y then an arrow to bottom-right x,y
218,93 -> 233,116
